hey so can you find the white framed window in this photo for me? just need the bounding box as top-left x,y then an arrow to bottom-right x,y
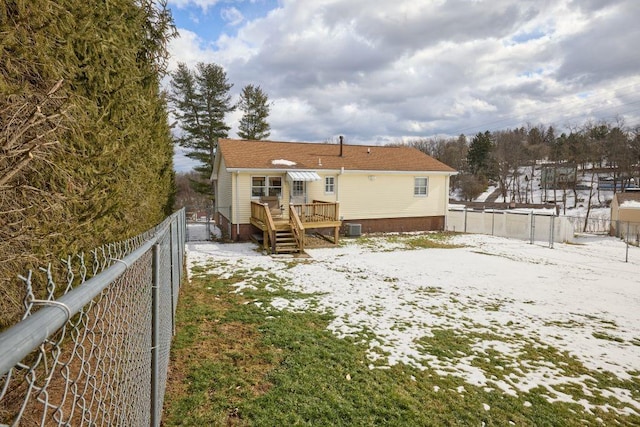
251,176 -> 266,197
414,177 -> 428,196
252,176 -> 282,198
325,176 -> 335,194
268,177 -> 282,196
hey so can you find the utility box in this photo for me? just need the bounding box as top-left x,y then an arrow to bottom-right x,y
346,223 -> 362,237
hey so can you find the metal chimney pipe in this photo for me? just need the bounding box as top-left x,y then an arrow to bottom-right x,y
339,135 -> 343,157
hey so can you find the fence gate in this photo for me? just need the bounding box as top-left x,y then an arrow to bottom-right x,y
185,205 -> 214,242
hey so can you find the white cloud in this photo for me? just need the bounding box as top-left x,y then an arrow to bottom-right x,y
221,7 -> 244,26
167,29 -> 218,70
168,0 -> 640,149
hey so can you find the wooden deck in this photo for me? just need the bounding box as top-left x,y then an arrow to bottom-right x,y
250,201 -> 341,253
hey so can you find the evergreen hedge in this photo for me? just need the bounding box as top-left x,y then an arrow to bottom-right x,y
0,0 -> 177,328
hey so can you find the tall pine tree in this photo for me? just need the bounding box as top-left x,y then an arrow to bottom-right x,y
169,62 -> 235,193
467,131 -> 495,178
237,84 -> 271,140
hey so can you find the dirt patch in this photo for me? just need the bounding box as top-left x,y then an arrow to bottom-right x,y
304,233 -> 338,249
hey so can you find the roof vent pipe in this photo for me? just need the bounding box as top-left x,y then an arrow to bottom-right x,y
339,135 -> 343,157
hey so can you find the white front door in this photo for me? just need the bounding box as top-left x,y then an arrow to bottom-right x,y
290,180 -> 306,204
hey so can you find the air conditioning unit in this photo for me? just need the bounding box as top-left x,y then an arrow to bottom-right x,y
346,223 -> 361,237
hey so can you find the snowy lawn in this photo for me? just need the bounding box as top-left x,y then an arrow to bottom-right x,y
170,232 -> 640,425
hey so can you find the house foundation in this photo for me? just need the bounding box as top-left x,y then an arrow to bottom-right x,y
342,216 -> 445,235
220,215 -> 447,242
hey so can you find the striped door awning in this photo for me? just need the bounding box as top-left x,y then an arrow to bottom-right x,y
286,171 -> 321,181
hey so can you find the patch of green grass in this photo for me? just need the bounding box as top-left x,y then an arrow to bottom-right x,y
348,232 -> 464,252
416,328 -> 474,360
279,259 -> 314,269
484,302 -> 502,312
592,331 -> 625,343
599,319 -> 618,329
404,233 -> 464,249
163,266 -> 640,426
417,285 -> 443,295
544,319 -> 585,328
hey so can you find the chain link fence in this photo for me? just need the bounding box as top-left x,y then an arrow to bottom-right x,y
564,215 -> 612,235
0,209 -> 185,427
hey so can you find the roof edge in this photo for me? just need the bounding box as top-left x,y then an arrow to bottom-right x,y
225,167 -> 458,176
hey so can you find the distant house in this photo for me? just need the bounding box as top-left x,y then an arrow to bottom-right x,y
540,164 -> 576,188
610,191 -> 640,239
598,176 -> 638,191
211,138 -> 457,252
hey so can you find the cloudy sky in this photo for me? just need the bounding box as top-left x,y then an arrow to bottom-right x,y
166,0 -> 640,171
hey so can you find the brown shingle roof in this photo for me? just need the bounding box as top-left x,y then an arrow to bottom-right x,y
217,138 -> 457,173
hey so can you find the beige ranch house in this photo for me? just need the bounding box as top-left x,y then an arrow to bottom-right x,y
211,138 -> 457,253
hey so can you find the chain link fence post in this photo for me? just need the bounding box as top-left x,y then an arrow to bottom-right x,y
464,208 -> 468,233
491,209 -> 495,235
625,221 -> 630,263
529,212 -> 535,244
151,242 -> 161,427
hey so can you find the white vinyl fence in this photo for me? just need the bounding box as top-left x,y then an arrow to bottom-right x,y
447,209 -> 575,246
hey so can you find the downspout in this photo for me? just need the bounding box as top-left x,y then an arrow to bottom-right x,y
338,167 -> 344,213
444,175 -> 450,231
235,171 -> 240,240
212,180 -> 217,228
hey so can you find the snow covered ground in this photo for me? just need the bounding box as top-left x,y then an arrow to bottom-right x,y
185,233 -> 640,415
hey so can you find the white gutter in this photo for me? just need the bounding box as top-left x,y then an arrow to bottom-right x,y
225,167 -> 458,176
444,175 -> 450,231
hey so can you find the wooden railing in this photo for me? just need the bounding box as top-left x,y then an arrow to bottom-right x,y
251,201 -> 266,223
251,201 -> 276,252
289,205 -> 305,252
291,201 -> 340,223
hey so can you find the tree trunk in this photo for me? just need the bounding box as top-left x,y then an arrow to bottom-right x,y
583,171 -> 596,232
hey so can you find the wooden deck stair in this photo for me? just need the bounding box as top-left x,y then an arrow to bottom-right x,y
251,200 -> 341,255
250,225 -> 302,254
274,228 -> 300,253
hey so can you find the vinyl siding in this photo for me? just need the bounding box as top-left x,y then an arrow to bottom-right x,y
618,208 -> 640,223
306,174 -> 338,203
611,197 -> 640,223
235,173 -> 252,223
216,157 -> 233,220
228,170 -> 449,224
336,173 -> 448,220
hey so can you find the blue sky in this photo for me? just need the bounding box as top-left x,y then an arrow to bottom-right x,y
165,0 -> 640,172
169,0 -> 278,43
